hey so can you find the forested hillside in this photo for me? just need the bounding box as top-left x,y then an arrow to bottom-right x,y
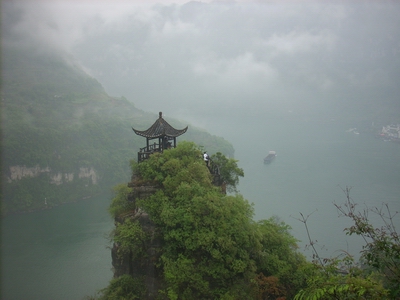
1,45 -> 234,214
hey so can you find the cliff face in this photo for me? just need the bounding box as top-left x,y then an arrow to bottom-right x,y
2,165 -> 101,214
111,172 -> 163,299
110,170 -> 227,299
7,165 -> 99,185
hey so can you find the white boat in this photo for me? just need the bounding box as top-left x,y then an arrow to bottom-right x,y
264,151 -> 276,164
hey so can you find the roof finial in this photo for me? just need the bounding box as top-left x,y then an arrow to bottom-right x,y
159,112 -> 162,118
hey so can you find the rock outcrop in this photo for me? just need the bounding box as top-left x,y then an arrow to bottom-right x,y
110,166 -> 227,299
111,171 -> 163,299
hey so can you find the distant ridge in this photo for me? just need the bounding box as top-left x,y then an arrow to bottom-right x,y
1,44 -> 234,214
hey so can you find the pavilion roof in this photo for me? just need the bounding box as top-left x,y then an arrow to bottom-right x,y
132,112 -> 188,139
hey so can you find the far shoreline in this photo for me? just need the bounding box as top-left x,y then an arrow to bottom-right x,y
1,193 -> 104,218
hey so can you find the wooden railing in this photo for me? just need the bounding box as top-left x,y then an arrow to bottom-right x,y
137,143 -> 162,163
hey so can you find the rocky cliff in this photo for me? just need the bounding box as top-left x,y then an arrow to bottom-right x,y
111,171 -> 163,299
2,164 -> 102,214
110,165 -> 227,299
7,165 -> 99,185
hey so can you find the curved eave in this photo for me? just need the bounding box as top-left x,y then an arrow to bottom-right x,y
132,127 -> 152,138
169,126 -> 188,137
132,126 -> 188,138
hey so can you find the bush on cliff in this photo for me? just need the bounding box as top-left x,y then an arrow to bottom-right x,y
99,275 -> 146,300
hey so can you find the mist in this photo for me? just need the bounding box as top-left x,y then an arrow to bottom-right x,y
4,0 -> 400,225
2,3 -> 400,298
3,0 -> 400,132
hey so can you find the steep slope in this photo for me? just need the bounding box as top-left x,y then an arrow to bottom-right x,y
1,45 -> 234,214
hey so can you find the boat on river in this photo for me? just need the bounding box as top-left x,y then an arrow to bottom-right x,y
264,151 -> 276,164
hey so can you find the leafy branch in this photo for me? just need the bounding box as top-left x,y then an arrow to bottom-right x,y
294,186 -> 398,299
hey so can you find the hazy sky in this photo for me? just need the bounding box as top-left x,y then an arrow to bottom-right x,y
3,0 -> 400,131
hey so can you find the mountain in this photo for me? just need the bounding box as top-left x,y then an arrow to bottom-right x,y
1,44 -> 234,215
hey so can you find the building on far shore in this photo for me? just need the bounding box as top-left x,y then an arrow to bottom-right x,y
380,124 -> 400,142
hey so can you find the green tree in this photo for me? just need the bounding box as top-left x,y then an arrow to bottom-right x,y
136,142 -> 258,299
255,217 -> 310,299
210,152 -> 244,192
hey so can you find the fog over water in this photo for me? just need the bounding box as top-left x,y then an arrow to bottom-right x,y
2,0 -> 400,298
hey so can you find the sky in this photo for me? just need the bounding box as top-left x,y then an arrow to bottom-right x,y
3,0 -> 400,131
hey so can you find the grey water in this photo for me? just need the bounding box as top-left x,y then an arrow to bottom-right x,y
1,114 -> 400,300
1,195 -> 114,300
216,113 -> 400,259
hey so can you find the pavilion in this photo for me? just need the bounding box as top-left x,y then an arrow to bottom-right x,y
132,112 -> 188,162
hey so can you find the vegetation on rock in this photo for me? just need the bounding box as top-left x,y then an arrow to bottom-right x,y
102,142 -> 309,299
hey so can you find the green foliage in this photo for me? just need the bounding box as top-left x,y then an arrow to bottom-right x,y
294,187 -> 399,300
99,275 -> 146,300
136,141 -> 210,186
109,184 -> 135,219
105,152 -> 400,300
210,152 -> 244,192
335,187 -> 400,298
156,193 -> 258,299
294,263 -> 389,300
255,217 -> 310,298
113,218 -> 148,259
107,142 -> 308,299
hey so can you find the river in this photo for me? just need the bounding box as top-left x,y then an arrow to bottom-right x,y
1,114 -> 400,299
1,195 -> 114,300
214,113 -> 400,259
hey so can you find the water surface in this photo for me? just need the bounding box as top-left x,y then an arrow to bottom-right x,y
1,195 -> 114,300
1,115 -> 399,299
224,115 -> 400,259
